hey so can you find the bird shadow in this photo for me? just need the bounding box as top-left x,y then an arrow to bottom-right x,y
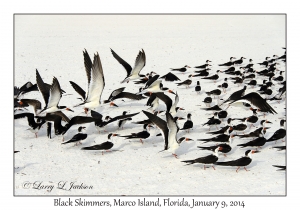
14,162 -> 39,173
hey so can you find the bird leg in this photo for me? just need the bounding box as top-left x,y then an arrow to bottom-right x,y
236,167 -> 240,173
140,139 -> 144,144
243,167 -> 249,172
172,153 -> 178,159
35,133 -> 38,138
223,154 -> 227,157
204,165 -> 206,170
212,166 -> 216,170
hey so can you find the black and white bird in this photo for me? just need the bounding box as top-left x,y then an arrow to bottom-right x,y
81,141 -> 114,155
171,65 -> 191,73
218,78 -> 228,93
198,144 -> 232,157
104,87 -> 146,104
205,89 -> 222,99
201,70 -> 220,83
61,126 -> 88,146
143,111 -> 193,158
73,50 -> 105,114
194,60 -> 212,69
266,120 -> 286,143
180,113 -> 193,133
181,147 -> 222,170
219,57 -> 236,66
176,78 -> 192,88
111,48 -> 146,83
36,70 -> 73,115
237,137 -> 267,149
214,150 -> 260,172
195,81 -> 201,94
120,124 -> 150,144
198,128 -> 234,144
233,57 -> 246,65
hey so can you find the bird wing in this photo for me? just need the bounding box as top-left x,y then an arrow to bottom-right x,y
50,111 -> 70,122
90,110 -> 103,120
85,52 -> 105,103
103,112 -> 140,126
110,48 -> 132,77
113,92 -> 146,101
14,112 -> 36,127
83,49 -> 93,85
47,122 -> 52,139
146,94 -> 157,106
47,77 -> 62,109
144,75 -> 159,89
69,81 -> 86,100
142,111 -> 168,148
130,49 -> 146,77
154,92 -> 173,113
234,92 -> 277,114
107,87 -> 126,101
166,112 -> 178,148
36,69 -> 49,105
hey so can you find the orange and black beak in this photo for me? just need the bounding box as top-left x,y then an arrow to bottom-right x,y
84,108 -> 89,114
66,107 -> 74,112
185,138 -> 194,141
110,102 -> 118,107
168,90 -> 176,95
251,150 -> 260,154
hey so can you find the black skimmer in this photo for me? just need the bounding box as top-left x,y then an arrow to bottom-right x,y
216,110 -> 228,121
270,145 -> 286,151
191,70 -> 210,77
220,85 -> 247,105
266,119 -> 286,143
176,78 -> 192,88
195,81 -> 201,94
218,57 -> 236,66
14,113 -> 46,138
81,141 -> 114,155
201,70 -> 220,83
91,110 -> 139,133
117,111 -> 133,129
198,129 -> 234,144
104,87 -> 145,104
236,127 -> 268,139
246,79 -> 257,88
230,119 -> 248,135
237,137 -> 267,149
108,133 -> 120,140
142,111 -> 193,158
181,147 -> 222,170
233,57 -> 246,65
18,99 -> 42,115
73,50 -> 105,114
218,78 -> 228,93
180,113 -> 193,133
111,48 -> 146,83
228,92 -> 277,115
150,92 -> 173,113
171,65 -> 191,73
61,126 -> 88,146
214,150 -> 260,172
206,125 -> 230,135
202,114 -> 221,131
258,57 -> 270,67
160,72 -> 181,82
202,97 -> 212,107
198,144 -> 232,157
272,165 -> 286,171
36,71 -> 73,115
224,66 -> 235,73
205,89 -> 222,99
194,60 -> 212,69
242,59 -> 253,69
201,105 -> 222,112
120,124 -> 150,144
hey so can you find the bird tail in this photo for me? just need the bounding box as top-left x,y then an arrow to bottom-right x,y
181,160 -> 196,165
236,143 -> 246,148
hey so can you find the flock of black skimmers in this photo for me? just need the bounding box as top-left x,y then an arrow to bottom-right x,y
14,47 -> 286,172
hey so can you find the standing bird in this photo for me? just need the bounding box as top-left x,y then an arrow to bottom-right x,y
120,124 -> 150,144
202,97 -> 212,107
111,48 -> 146,83
266,120 -> 286,143
201,70 -> 220,83
214,150 -> 260,172
198,144 -> 232,157
176,78 -> 192,88
171,65 -> 191,73
181,147 -> 222,170
194,60 -> 212,69
237,137 -> 267,149
218,78 -> 228,93
142,111 -> 193,158
205,89 -> 222,99
81,141 -> 114,155
180,113 -> 193,133
61,126 -> 88,146
233,57 -> 246,65
219,57 -> 236,67
195,81 -> 201,94
73,50 -> 105,114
